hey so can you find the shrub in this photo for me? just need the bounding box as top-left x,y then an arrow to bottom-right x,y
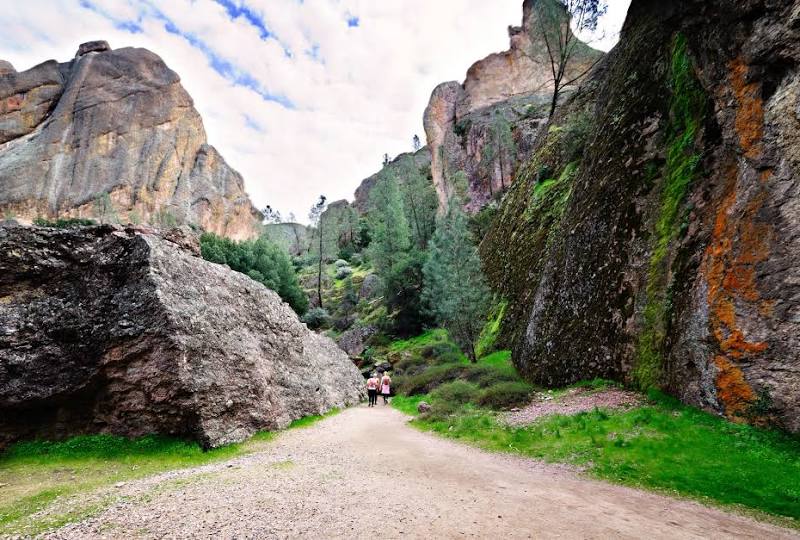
335,266 -> 353,279
349,253 -> 364,267
334,259 -> 350,268
477,381 -> 534,409
430,380 -> 480,406
394,363 -> 465,395
464,364 -> 520,388
200,232 -> 308,315
33,217 -> 96,228
301,307 -> 330,330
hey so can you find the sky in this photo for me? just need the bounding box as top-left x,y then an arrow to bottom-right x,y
1,0 -> 631,223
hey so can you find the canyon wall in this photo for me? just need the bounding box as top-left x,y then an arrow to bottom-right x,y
482,0 -> 800,432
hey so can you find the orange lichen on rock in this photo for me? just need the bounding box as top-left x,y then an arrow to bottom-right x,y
714,355 -> 757,418
703,163 -> 772,417
729,57 -> 764,159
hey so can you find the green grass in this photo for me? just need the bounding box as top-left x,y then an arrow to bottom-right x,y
475,301 -> 507,358
404,391 -> 800,521
0,409 -> 341,535
392,395 -> 429,416
388,328 -> 451,353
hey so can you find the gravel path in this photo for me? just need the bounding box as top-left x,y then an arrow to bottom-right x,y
44,406 -> 796,539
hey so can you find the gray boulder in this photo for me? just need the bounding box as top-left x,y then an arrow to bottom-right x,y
0,226 -> 365,449
76,40 -> 111,56
417,401 -> 432,414
359,273 -> 381,300
337,326 -> 378,358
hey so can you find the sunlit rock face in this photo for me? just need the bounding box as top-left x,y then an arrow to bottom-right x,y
0,42 -> 261,240
482,0 -> 800,432
423,0 -> 602,212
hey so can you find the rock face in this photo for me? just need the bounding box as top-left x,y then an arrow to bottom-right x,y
0,225 -> 365,448
352,147 -> 431,213
337,325 -> 378,358
482,0 -> 800,432
0,42 -> 261,240
423,0 -> 602,212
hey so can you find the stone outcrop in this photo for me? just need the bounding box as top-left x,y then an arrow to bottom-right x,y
0,42 -> 261,240
482,0 -> 800,432
337,325 -> 378,358
423,0 -> 602,212
0,225 -> 365,449
352,147 -> 431,213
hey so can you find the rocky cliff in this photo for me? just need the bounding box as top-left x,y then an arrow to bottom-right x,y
423,0 -> 602,212
482,0 -> 800,432
352,147 -> 431,213
0,41 -> 261,240
0,224 -> 364,448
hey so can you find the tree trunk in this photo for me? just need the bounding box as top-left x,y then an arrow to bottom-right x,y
317,224 -> 324,309
549,87 -> 560,119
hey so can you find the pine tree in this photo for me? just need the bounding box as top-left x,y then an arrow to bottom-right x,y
397,155 -> 438,249
367,167 -> 430,334
423,197 -> 491,361
367,168 -> 411,281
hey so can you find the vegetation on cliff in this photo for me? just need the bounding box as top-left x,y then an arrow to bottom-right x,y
200,232 -> 308,314
634,33 -> 707,388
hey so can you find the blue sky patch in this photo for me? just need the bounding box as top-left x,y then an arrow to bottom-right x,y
347,16 -> 360,28
214,0 -> 271,40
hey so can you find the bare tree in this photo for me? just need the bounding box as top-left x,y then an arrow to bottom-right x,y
308,195 -> 328,308
262,205 -> 282,224
412,134 -> 421,152
533,0 -> 607,118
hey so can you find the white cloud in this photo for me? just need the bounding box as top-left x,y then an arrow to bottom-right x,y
1,0 -> 631,223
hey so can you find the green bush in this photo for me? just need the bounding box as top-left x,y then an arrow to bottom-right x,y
200,232 -> 308,314
335,266 -> 353,279
464,364 -> 520,388
394,363 -> 466,395
33,217 -> 96,228
477,381 -> 534,409
429,380 -> 481,406
334,259 -> 350,268
301,307 -> 330,330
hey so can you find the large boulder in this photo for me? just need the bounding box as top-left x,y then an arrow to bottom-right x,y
482,0 -> 800,432
337,325 -> 378,357
0,41 -> 261,240
0,226 -> 365,448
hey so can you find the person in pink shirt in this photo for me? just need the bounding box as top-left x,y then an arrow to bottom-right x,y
366,373 -> 380,407
380,372 -> 392,405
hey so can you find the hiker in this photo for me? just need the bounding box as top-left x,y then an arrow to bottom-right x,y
366,373 -> 380,407
380,372 -> 392,405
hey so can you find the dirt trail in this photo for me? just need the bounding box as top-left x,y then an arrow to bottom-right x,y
46,406 -> 796,539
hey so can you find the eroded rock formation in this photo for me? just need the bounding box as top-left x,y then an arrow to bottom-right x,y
352,147 -> 431,213
0,225 -> 365,448
482,0 -> 800,432
0,42 -> 261,240
423,0 -> 602,212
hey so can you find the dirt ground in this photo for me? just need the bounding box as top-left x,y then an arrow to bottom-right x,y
503,387 -> 644,426
43,406 -> 797,539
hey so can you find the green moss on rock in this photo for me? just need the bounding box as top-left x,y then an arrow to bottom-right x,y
634,34 -> 706,389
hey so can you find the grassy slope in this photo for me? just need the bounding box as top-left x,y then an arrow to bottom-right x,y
389,330 -> 800,523
0,410 -> 339,536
